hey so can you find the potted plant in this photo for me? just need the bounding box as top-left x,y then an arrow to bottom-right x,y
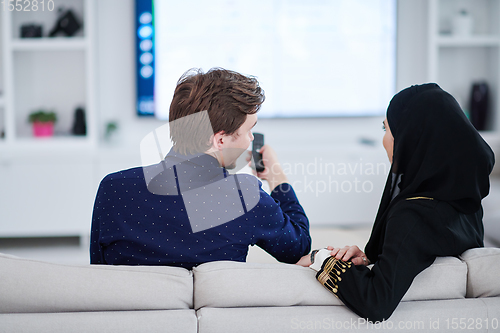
104,121 -> 118,141
28,110 -> 57,137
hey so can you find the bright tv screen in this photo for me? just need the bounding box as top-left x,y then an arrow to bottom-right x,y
136,0 -> 397,119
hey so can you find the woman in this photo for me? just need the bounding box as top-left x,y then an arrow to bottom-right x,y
297,83 -> 495,321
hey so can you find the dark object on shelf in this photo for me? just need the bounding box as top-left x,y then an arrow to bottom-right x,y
49,9 -> 82,37
21,24 -> 43,38
72,107 -> 86,136
1,130 -> 4,138
469,82 -> 489,131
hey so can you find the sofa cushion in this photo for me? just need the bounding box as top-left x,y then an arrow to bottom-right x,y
401,256 -> 466,301
460,247 -> 500,298
193,256 -> 466,309
0,310 -> 198,333
0,253 -> 193,313
194,261 -> 343,309
197,299 -> 488,333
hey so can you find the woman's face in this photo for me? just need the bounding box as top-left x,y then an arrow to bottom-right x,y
382,118 -> 394,163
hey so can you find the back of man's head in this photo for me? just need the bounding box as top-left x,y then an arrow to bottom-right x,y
169,68 -> 265,155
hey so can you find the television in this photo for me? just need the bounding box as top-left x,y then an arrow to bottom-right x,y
136,0 -> 397,119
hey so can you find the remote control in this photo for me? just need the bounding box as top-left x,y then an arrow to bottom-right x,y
252,132 -> 265,172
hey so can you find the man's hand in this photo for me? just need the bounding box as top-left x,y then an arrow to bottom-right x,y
330,245 -> 370,266
296,246 -> 335,267
248,144 -> 288,191
296,254 -> 312,267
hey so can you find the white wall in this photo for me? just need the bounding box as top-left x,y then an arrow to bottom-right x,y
96,0 -> 429,143
396,0 -> 429,90
95,0 -> 430,226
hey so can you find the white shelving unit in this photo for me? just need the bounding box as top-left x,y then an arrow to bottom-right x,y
0,104 -> 4,141
428,0 -> 500,135
436,36 -> 500,47
1,0 -> 96,145
0,11 -> 4,143
11,37 -> 88,51
0,0 -> 97,240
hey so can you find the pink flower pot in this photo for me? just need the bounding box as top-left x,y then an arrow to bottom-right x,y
33,122 -> 55,137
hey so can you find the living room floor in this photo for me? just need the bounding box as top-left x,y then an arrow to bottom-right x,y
1,176 -> 499,266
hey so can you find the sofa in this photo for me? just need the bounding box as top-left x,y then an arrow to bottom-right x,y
1,247 -> 499,333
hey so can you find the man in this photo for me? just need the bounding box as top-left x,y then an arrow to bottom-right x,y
90,68 -> 311,268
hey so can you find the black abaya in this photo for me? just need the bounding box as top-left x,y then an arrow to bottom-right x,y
316,84 -> 495,322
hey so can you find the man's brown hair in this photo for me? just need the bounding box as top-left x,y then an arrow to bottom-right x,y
169,68 -> 265,155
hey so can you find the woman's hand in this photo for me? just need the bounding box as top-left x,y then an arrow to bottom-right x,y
330,245 -> 370,266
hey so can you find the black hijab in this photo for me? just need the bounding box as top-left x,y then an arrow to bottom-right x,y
365,83 -> 495,261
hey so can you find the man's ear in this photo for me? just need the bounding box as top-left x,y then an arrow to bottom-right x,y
212,131 -> 226,150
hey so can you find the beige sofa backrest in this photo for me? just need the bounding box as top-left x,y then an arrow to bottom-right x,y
0,253 -> 193,313
460,247 -> 500,298
2,247 -> 499,315
192,256 -> 467,310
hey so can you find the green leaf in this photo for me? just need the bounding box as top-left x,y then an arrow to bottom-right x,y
28,110 -> 57,123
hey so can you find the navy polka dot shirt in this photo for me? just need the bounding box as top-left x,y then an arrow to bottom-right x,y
90,150 -> 311,269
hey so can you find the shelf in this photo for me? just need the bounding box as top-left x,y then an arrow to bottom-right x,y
11,38 -> 88,51
428,0 -> 500,133
0,0 -> 98,242
0,136 -> 95,152
436,35 -> 500,47
15,136 -> 90,143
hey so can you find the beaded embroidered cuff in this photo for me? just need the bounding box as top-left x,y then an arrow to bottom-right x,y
315,256 -> 352,296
